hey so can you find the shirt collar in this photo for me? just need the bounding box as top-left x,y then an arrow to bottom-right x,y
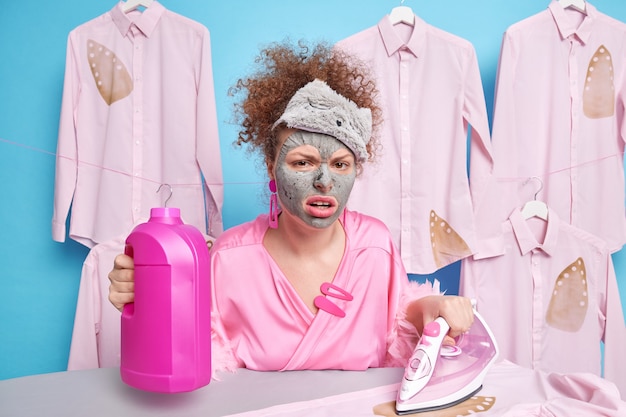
548,0 -> 597,44
377,14 -> 426,57
110,1 -> 166,38
509,207 -> 559,256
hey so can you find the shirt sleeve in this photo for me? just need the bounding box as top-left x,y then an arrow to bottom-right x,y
52,31 -> 81,242
600,254 -> 626,397
472,31 -> 515,242
67,247 -> 100,370
195,26 -> 224,238
464,44 -> 493,214
617,58 -> 626,142
490,30 -> 519,168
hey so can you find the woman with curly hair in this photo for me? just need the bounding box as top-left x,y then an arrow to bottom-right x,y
108,40 -> 474,375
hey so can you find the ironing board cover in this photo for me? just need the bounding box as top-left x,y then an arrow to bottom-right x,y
222,361 -> 626,417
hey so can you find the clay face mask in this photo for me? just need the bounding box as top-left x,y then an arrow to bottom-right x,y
274,131 -> 356,229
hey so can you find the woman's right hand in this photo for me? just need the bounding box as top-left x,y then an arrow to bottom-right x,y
108,254 -> 135,312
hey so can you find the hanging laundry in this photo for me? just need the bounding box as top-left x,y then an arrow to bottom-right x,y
473,1 -> 626,252
336,13 -> 493,274
53,2 -> 223,248
460,207 -> 626,397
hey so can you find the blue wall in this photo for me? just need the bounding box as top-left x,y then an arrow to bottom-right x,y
1,0 -> 625,380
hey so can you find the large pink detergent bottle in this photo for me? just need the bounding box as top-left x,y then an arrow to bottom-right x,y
120,207 -> 211,393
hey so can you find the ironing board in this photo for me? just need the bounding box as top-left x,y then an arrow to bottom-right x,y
1,361 -> 624,416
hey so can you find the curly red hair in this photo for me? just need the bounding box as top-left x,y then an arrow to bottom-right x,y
229,40 -> 381,171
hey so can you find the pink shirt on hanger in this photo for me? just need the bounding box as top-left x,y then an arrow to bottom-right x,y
475,1 -> 626,251
53,1 -> 223,248
336,15 -> 493,274
461,208 -> 626,397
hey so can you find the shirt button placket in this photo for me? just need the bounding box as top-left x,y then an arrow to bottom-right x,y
568,39 -> 579,225
131,26 -> 145,223
399,50 -> 413,270
530,250 -> 544,369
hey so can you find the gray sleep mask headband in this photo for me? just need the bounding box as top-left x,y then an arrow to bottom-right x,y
273,79 -> 372,163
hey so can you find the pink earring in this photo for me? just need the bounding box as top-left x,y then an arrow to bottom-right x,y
269,179 -> 278,229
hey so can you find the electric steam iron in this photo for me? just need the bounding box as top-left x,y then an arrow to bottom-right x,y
395,310 -> 498,415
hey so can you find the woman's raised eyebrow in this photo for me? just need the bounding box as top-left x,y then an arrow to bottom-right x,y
330,150 -> 354,162
289,149 -> 320,159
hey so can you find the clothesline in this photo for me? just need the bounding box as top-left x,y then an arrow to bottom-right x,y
494,151 -> 624,183
0,136 -> 263,187
2,135 -> 625,189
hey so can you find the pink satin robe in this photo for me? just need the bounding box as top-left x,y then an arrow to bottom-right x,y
209,210 -> 438,374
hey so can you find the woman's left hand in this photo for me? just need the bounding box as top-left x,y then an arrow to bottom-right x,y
407,295 -> 474,344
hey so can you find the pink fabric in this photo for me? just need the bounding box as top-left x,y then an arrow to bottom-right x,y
209,210 -> 440,374
460,208 -> 626,398
223,361 -> 626,417
487,361 -> 626,417
474,1 -> 626,252
53,1 -> 223,248
336,15 -> 493,274
67,235 -> 128,369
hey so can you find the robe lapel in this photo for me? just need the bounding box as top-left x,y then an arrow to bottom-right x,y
279,250 -> 355,371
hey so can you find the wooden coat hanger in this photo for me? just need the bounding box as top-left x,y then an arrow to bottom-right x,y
389,0 -> 415,26
521,177 -> 548,220
122,0 -> 154,13
557,0 -> 586,13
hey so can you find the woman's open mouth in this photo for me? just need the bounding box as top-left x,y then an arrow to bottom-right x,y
304,196 -> 337,218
